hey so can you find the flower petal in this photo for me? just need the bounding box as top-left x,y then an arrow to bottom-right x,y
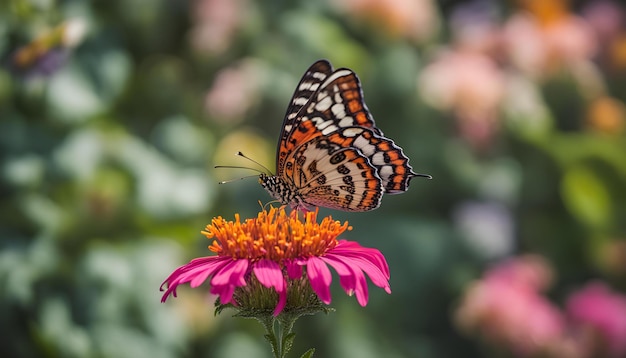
306,256 -> 333,304
209,259 -> 250,304
285,260 -> 303,279
160,256 -> 232,302
322,255 -> 370,306
328,241 -> 391,293
331,240 -> 390,279
253,259 -> 283,290
253,259 -> 288,316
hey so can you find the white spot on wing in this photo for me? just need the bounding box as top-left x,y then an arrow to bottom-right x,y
316,96 -> 332,111
299,82 -> 312,90
338,117 -> 354,127
379,165 -> 393,179
316,120 -> 333,130
353,135 -> 376,156
332,103 -> 346,118
320,69 -> 352,86
342,127 -> 363,137
372,152 -> 386,165
321,124 -> 338,135
293,97 -> 308,105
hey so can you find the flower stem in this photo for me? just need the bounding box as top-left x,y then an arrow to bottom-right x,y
278,315 -> 297,358
259,316 -> 280,358
259,314 -> 300,358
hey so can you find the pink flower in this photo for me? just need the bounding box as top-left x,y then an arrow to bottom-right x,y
502,12 -> 597,77
161,207 -> 391,316
418,49 -> 505,149
330,0 -> 439,42
204,60 -> 262,124
188,0 -> 246,55
566,282 -> 626,357
455,255 -> 567,356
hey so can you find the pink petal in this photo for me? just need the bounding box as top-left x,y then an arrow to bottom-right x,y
328,257 -> 362,303
160,256 -> 232,302
211,283 -> 236,305
253,259 -> 288,316
306,257 -> 333,304
322,255 -> 370,306
285,260 -> 303,279
332,240 -> 390,279
209,259 -> 250,304
253,259 -> 283,290
326,242 -> 391,293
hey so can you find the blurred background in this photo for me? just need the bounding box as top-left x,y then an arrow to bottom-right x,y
2,0 -> 626,357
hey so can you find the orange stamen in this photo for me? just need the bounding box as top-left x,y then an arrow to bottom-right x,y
203,207 -> 351,262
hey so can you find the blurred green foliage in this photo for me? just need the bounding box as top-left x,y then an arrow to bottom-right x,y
1,0 -> 626,357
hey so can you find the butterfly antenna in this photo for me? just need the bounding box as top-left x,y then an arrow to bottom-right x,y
218,174 -> 260,185
214,165 -> 265,174
236,151 -> 273,175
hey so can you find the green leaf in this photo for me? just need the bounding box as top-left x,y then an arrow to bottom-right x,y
300,348 -> 315,358
561,165 -> 611,229
281,332 -> 296,357
264,333 -> 279,357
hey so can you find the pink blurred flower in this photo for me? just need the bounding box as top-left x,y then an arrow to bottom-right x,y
189,0 -> 246,55
484,254 -> 553,292
161,207 -> 391,316
566,282 -> 626,357
419,50 -> 504,115
204,60 -> 262,124
330,0 -> 439,42
418,49 -> 505,149
456,255 -> 567,356
502,12 -> 597,78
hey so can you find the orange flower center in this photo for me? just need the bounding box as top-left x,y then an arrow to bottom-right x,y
202,207 -> 351,262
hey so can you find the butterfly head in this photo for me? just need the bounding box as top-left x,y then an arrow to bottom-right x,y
259,173 -> 310,211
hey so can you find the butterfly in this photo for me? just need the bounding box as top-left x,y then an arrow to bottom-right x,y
255,60 -> 431,212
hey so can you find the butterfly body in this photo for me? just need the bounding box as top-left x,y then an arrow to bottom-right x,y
260,60 -> 430,212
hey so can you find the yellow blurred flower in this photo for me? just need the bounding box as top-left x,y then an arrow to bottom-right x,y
586,96 -> 626,134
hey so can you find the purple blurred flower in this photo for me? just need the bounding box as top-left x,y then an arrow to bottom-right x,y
11,19 -> 86,78
453,201 -> 515,260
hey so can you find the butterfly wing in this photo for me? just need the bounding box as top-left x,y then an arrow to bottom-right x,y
283,65 -> 426,193
327,127 -> 422,193
284,136 -> 383,212
277,60 -> 333,173
301,68 -> 381,135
